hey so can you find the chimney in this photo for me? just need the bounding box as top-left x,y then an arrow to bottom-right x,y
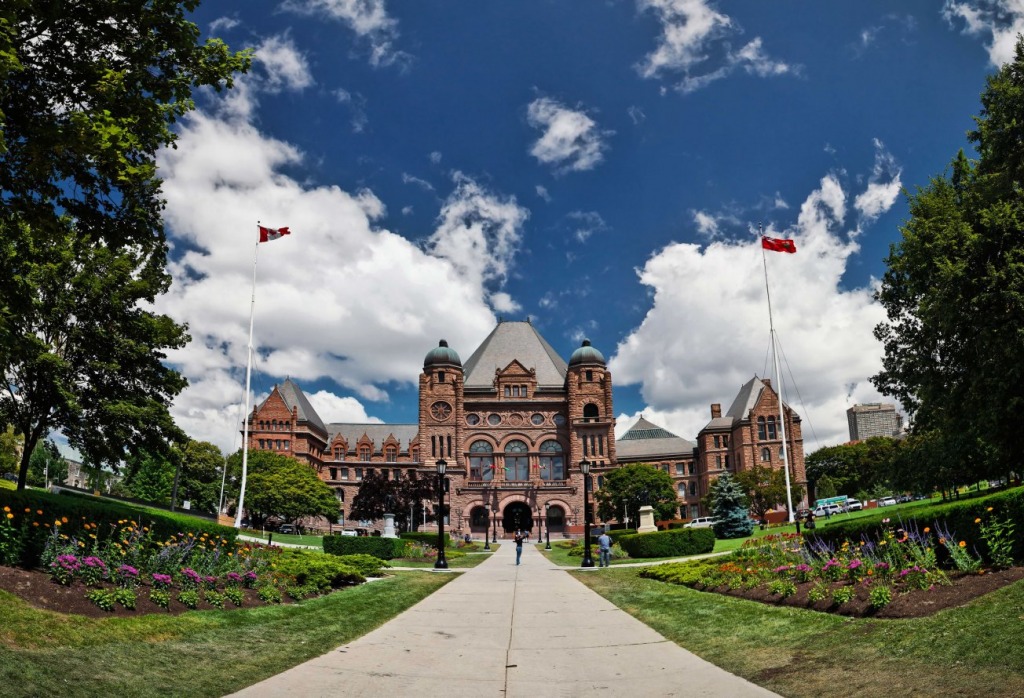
763,378 -> 772,389
710,403 -> 721,419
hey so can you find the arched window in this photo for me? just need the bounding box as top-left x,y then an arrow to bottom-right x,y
766,416 -> 778,440
678,482 -> 686,494
761,447 -> 771,462
583,403 -> 599,422
757,416 -> 767,440
538,440 -> 564,480
505,440 -> 529,481
469,440 -> 494,481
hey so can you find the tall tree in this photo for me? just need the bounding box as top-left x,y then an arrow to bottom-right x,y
349,470 -> 438,532
176,439 -> 224,515
0,1 -> 250,489
873,37 -> 1024,474
709,472 -> 753,539
732,463 -> 804,520
594,463 -> 678,525
27,438 -> 65,487
0,424 -> 20,476
242,453 -> 340,529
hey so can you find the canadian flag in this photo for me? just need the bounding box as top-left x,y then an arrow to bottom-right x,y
258,225 -> 291,243
761,236 -> 796,253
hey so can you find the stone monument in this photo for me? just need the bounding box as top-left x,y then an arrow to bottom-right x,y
382,512 -> 397,538
637,505 -> 658,533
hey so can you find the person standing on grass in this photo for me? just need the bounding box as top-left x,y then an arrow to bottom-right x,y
598,531 -> 612,568
514,530 -> 525,565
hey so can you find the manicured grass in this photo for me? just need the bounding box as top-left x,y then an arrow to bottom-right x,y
574,567 -> 1024,697
0,571 -> 452,697
538,538 -> 738,567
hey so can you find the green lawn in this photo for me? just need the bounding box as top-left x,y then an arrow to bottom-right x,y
239,530 -> 325,547
575,567 -> 1024,697
0,571 -> 452,697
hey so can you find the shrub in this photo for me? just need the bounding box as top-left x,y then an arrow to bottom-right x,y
177,590 -> 200,608
323,535 -> 407,560
204,590 -> 225,609
85,589 -> 116,612
617,528 -> 715,559
257,584 -> 282,604
333,554 -> 390,577
274,551 -> 365,592
113,588 -> 137,610
831,586 -> 855,605
869,583 -> 893,609
223,587 -> 244,607
149,589 -> 171,610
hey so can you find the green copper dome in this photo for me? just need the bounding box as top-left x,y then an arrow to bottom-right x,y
568,339 -> 605,367
424,339 -> 462,368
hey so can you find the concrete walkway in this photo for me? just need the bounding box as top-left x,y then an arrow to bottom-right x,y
227,541 -> 779,698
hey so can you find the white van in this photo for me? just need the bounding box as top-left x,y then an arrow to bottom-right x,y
684,516 -> 717,528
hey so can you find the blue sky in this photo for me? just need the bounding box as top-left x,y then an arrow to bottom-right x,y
152,0 -> 1021,456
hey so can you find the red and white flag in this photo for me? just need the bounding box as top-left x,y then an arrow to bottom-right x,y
761,236 -> 796,254
258,225 -> 291,243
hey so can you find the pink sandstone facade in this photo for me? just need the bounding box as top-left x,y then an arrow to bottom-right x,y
242,320 -> 806,535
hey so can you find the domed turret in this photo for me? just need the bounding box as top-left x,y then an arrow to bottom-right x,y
568,339 -> 605,367
423,339 -> 462,369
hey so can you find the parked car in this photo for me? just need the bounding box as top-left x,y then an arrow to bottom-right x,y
878,496 -> 897,507
844,498 -> 863,512
340,529 -> 358,537
1,472 -> 18,482
812,504 -> 843,517
684,516 -> 717,528
277,523 -> 298,534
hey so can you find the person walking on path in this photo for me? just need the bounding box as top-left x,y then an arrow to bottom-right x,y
598,530 -> 612,568
514,530 -> 525,565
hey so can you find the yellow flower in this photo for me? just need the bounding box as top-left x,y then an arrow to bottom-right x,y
35,509 -> 42,515
959,541 -> 966,548
54,520 -> 61,526
24,508 -> 30,513
987,507 -> 993,512
2,506 -> 9,513
974,518 -> 981,524
32,522 -> 39,527
5,513 -> 12,520
61,516 -> 68,523
923,527 -> 930,534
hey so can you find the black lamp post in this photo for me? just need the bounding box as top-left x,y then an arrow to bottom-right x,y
537,507 -> 543,543
492,504 -> 498,542
483,504 -> 491,551
434,459 -> 448,569
580,459 -> 595,568
544,503 -> 551,550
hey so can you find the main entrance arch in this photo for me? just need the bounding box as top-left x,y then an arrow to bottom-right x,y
502,501 -> 533,534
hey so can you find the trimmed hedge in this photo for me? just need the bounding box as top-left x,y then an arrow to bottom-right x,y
322,535 -> 407,559
805,487 -> 1024,566
617,528 -> 716,559
605,529 -> 637,543
400,531 -> 451,547
0,487 -> 238,569
273,551 -> 365,591
333,553 -> 391,577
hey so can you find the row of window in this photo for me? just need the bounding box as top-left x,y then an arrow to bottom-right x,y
256,419 -> 290,431
757,416 -> 780,440
502,384 -> 529,397
658,462 -> 698,476
327,466 -> 405,482
711,434 -> 730,448
677,481 -> 698,497
469,439 -> 565,481
258,439 -> 290,451
581,432 -> 606,457
330,445 -> 402,462
465,413 -> 568,426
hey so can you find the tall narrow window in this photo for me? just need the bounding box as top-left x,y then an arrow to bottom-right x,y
538,440 -> 564,480
359,446 -> 371,462
586,370 -> 593,382
757,416 -> 767,440
504,385 -> 511,397
431,435 -> 436,457
761,447 -> 771,462
438,371 -> 446,382
713,435 -> 720,448
505,440 -> 529,481
447,435 -> 452,457
767,416 -> 778,440
470,440 -> 494,481
386,446 -> 397,462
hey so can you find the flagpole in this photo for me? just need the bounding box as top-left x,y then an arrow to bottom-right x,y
760,226 -> 795,524
234,237 -> 260,528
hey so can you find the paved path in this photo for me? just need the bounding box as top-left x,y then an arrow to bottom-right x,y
227,542 -> 779,697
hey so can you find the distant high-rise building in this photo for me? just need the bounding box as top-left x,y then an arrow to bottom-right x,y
847,403 -> 902,441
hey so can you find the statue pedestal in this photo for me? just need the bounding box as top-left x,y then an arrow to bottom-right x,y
382,513 -> 397,538
637,505 -> 658,533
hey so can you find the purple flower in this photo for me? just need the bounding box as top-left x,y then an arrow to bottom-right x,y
773,565 -> 791,573
794,564 -> 811,573
152,573 -> 173,589
874,562 -> 890,571
118,564 -> 139,577
226,572 -> 242,583
83,556 -> 107,569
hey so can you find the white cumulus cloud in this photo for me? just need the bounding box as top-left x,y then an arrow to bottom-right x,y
609,166 -> 898,450
854,139 -> 902,223
944,0 -> 1024,65
526,97 -> 612,174
282,0 -> 407,67
636,0 -> 798,93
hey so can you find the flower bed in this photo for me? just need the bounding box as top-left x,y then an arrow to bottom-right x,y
640,513 -> 1021,617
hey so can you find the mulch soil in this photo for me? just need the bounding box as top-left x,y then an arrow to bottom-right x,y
704,566 -> 1024,618
0,565 -> 293,618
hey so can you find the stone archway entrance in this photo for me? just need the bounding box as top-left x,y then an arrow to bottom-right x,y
502,501 -> 533,534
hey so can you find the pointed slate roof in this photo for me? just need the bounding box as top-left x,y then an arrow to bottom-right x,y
701,376 -> 799,431
326,423 -> 419,453
616,416 -> 697,460
462,321 -> 568,389
277,378 -> 328,434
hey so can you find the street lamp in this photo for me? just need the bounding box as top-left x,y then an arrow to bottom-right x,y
537,506 -> 543,543
483,504 -> 491,551
434,459 -> 448,569
492,503 -> 498,543
544,503 -> 551,550
580,459 -> 595,568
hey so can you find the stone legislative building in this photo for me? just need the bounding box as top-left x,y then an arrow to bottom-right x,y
245,320 -> 806,536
